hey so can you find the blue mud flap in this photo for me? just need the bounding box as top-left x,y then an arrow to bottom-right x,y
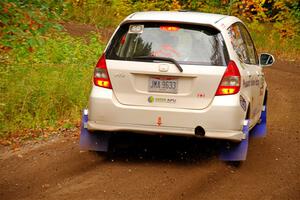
250,105 -> 267,138
219,120 -> 249,161
79,109 -> 110,152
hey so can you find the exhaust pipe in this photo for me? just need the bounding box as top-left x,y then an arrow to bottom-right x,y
195,126 -> 205,137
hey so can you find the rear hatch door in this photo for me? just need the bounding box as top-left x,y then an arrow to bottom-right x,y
106,22 -> 229,110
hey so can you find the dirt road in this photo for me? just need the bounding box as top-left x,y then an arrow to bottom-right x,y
1,38 -> 299,199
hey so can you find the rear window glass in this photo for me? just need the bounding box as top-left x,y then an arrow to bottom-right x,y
106,23 -> 229,66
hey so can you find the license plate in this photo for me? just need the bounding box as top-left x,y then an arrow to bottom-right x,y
148,77 -> 178,93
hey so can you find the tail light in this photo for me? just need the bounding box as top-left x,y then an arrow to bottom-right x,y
160,26 -> 180,32
216,60 -> 240,95
93,53 -> 112,89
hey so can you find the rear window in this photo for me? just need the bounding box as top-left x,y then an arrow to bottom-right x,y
106,23 -> 229,66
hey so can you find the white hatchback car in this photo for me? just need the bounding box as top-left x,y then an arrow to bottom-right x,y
86,11 -> 274,143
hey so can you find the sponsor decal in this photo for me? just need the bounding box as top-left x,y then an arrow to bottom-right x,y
128,24 -> 144,34
196,92 -> 205,98
252,107 -> 259,117
240,95 -> 247,111
148,96 -> 176,104
243,79 -> 250,88
114,73 -> 125,78
148,96 -> 154,103
243,78 -> 259,88
259,75 -> 265,96
157,116 -> 162,126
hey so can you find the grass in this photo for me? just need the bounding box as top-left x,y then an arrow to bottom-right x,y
1,32 -> 104,138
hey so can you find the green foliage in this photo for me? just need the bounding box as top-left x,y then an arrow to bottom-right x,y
59,0 -> 300,43
290,1 -> 300,21
0,0 -> 106,137
0,0 -> 66,54
248,22 -> 300,60
1,32 -> 104,135
63,0 -> 116,27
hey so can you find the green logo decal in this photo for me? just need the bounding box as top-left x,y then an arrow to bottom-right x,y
148,96 -> 154,103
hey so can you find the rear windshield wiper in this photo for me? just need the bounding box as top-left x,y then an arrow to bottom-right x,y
131,56 -> 183,72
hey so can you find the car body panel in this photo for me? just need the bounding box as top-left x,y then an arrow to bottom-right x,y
108,60 -> 226,109
88,87 -> 246,141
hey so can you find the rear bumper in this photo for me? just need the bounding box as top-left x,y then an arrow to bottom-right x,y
88,86 -> 247,141
88,121 -> 245,141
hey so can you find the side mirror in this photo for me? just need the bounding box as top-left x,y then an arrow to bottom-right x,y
260,53 -> 275,67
